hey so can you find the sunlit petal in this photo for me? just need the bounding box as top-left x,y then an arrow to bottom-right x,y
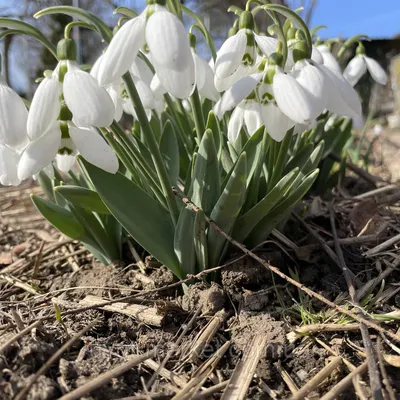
343,54 -> 367,86
364,55 -> 388,85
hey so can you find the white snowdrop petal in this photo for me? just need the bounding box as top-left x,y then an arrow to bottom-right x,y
130,55 -> 154,85
364,56 -> 388,85
317,45 -> 341,74
27,75 -> 61,140
318,64 -> 362,117
69,126 -> 119,174
254,35 -> 278,58
64,62 -> 115,128
193,52 -> 219,101
56,154 -> 76,173
227,105 -> 244,143
134,78 -> 156,109
273,68 -> 318,124
0,144 -> 21,186
150,74 -> 167,97
261,103 -> 295,142
214,64 -> 248,92
107,85 -> 124,122
98,15 -> 146,86
90,53 -> 104,80
311,46 -> 323,64
213,73 -> 262,119
146,10 -> 193,72
0,78 -> 29,150
214,31 -> 247,81
18,125 -> 61,180
243,102 -> 263,135
153,59 -> 195,99
343,55 -> 367,86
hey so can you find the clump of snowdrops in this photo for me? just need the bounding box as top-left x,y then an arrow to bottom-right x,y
0,0 -> 387,278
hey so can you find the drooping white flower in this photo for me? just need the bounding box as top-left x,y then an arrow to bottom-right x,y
214,11 -> 278,92
227,99 -> 263,143
18,121 -> 119,180
344,54 -> 388,86
317,45 -> 341,74
97,13 -> 147,86
27,70 -> 61,140
273,60 -> 328,125
64,61 -> 115,128
316,64 -> 362,117
0,75 -> 29,150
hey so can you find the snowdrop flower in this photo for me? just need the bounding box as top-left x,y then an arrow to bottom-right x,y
214,11 -> 278,91
18,119 -> 119,180
0,75 -> 29,150
272,52 -> 328,125
344,47 -> 388,86
228,99 -> 263,143
317,44 -> 341,74
98,1 -> 194,99
0,144 -> 22,186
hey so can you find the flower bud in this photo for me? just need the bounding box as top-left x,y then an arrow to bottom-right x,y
287,27 -> 297,41
57,38 -> 77,61
356,43 -> 365,55
189,32 -> 196,49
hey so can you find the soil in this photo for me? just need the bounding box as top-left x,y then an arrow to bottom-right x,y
1,133 -> 400,400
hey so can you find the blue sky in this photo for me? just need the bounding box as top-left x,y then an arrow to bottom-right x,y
310,0 -> 400,39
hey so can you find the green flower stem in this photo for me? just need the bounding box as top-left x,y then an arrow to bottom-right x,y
268,128 -> 293,190
64,21 -> 95,38
122,72 -> 179,225
190,87 -> 206,143
337,35 -> 370,58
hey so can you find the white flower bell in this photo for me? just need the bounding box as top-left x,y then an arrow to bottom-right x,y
344,45 -> 388,86
214,11 -> 278,92
316,44 -> 341,74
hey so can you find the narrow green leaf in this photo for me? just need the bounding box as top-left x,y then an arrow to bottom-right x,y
79,158 -> 182,278
55,185 -> 110,214
189,129 -> 220,215
174,207 -> 196,275
36,171 -> 55,202
194,209 -> 208,271
206,111 -> 221,157
233,167 -> 299,243
31,195 -> 84,240
160,120 -> 179,185
0,18 -> 57,57
247,169 -> 319,247
284,143 -> 314,175
207,153 -> 247,267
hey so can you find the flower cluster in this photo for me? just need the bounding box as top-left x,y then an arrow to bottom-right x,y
0,0 -> 390,276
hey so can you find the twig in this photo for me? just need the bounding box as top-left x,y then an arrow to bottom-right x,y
288,323 -> 360,343
363,233 -> 400,257
319,361 -> 369,400
170,189 -> 400,344
329,204 -> 383,400
353,184 -> 398,200
291,356 -> 342,400
32,240 -> 45,278
15,319 -> 98,400
59,349 -> 158,400
143,359 -> 188,388
377,337 -> 397,400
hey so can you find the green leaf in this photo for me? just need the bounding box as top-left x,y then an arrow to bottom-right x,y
34,6 -> 112,43
79,158 -> 182,278
194,209 -> 208,271
234,167 -> 299,243
0,18 -> 57,57
55,185 -> 110,214
31,195 -> 84,240
188,129 -> 220,215
247,169 -> 319,247
284,143 -> 314,175
113,7 -> 138,18
206,111 -> 221,158
174,207 -> 196,275
36,171 -> 55,202
207,153 -> 247,267
160,120 -> 179,185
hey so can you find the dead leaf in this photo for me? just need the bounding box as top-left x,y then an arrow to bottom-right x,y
349,198 -> 378,235
0,252 -> 13,265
